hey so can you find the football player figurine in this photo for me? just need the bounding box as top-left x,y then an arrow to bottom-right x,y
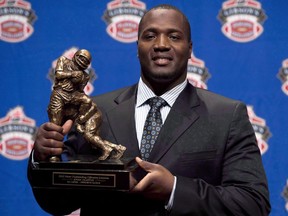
47,49 -> 126,162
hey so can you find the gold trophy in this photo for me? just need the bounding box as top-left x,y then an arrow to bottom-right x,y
31,49 -> 143,191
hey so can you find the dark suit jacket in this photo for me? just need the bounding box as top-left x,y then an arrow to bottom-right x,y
28,83 -> 271,216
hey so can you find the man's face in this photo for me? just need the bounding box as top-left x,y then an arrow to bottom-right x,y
137,8 -> 192,86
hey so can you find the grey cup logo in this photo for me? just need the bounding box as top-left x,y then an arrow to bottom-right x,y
277,59 -> 288,96
0,0 -> 37,43
47,47 -> 97,96
102,0 -> 146,43
187,53 -> 211,89
247,105 -> 271,155
218,0 -> 267,43
0,106 -> 36,160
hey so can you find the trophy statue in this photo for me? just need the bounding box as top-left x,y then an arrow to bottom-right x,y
47,49 -> 126,162
31,49 -> 144,191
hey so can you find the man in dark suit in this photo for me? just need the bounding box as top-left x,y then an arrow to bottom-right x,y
28,4 -> 271,216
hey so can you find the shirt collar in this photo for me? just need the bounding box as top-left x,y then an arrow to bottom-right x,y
136,77 -> 188,108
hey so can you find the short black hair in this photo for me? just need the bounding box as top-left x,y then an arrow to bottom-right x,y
138,4 -> 192,42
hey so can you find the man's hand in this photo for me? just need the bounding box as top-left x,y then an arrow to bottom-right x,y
130,157 -> 174,202
33,120 -> 73,161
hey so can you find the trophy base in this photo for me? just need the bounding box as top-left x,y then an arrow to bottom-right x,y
31,155 -> 145,191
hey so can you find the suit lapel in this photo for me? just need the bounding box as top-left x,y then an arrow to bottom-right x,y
149,84 -> 200,163
105,85 -> 141,158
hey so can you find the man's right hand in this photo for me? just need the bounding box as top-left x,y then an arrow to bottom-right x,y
33,120 -> 73,162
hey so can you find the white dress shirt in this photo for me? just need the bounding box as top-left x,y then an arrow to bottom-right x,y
135,78 -> 187,146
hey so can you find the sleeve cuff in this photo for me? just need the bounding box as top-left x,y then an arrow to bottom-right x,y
165,176 -> 177,211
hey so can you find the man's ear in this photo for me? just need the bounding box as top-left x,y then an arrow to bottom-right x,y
188,42 -> 193,59
137,41 -> 139,57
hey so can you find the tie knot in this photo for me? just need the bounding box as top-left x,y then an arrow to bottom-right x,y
148,97 -> 167,109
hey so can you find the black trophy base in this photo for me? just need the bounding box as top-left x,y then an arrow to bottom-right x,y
31,155 -> 145,191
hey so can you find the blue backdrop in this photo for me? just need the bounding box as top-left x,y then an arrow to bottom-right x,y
0,0 -> 287,215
